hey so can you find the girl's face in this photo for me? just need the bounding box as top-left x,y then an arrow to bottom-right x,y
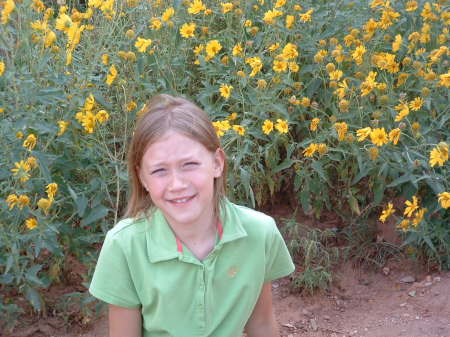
139,130 -> 224,229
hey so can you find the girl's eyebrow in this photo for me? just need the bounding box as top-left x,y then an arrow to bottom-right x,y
148,155 -> 197,168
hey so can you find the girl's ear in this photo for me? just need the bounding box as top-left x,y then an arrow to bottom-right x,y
213,148 -> 225,178
137,166 -> 148,191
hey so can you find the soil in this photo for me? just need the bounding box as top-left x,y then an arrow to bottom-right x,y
7,260 -> 449,337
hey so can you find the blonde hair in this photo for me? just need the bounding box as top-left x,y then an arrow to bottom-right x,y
124,94 -> 227,219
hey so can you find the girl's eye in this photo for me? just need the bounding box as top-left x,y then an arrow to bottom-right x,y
184,162 -> 199,167
151,168 -> 165,175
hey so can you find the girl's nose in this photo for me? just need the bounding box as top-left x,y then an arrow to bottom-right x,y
168,171 -> 187,191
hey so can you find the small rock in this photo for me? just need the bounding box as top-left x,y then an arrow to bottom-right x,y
302,308 -> 312,318
324,315 -> 331,321
272,282 -> 279,289
415,316 -> 420,320
400,276 -> 415,283
408,290 -> 416,297
424,282 -> 433,287
310,318 -> 318,331
433,276 -> 441,282
400,303 -> 407,307
282,323 -> 296,329
382,267 -> 390,275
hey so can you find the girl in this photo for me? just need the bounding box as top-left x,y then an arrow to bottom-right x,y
89,94 -> 295,337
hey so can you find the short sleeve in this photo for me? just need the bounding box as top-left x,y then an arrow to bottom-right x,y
89,231 -> 141,308
264,221 -> 295,282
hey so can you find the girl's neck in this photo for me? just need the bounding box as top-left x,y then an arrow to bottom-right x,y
168,215 -> 218,260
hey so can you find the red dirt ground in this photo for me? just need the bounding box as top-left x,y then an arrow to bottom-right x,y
8,260 -> 449,337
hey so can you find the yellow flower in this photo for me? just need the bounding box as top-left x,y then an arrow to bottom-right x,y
23,134 -> 37,151
369,147 -> 379,160
352,45 -> 366,65
314,49 -> 328,63
233,125 -> 245,136
44,30 -> 57,48
438,71 -> 450,87
127,101 -> 137,111
281,43 -> 298,59
219,84 -> 233,99
334,122 -> 348,141
162,7 -> 174,22
38,198 -> 52,215
356,127 -> 372,142
246,56 -> 263,77
397,219 -> 410,232
205,40 -> 222,57
57,120 -> 69,136
135,37 -> 152,53
289,62 -> 299,72
257,79 -> 267,89
318,143 -> 328,156
275,0 -> 287,8
96,110 -> 110,123
329,70 -> 343,81
46,183 -> 58,201
1,0 -> 14,24
438,192 -> 450,209
81,111 -> 96,133
339,99 -> 349,112
102,54 -> 109,66
232,43 -> 243,56
193,44 -> 204,55
149,18 -> 162,30
26,156 -> 38,169
286,15 -> 294,29
106,64 -> 117,86
263,9 -> 283,24
405,1 -> 418,12
409,97 -> 423,111
404,196 -> 419,217
55,13 -> 72,32
84,93 -> 96,112
125,29 -> 135,39
370,128 -> 388,147
244,19 -> 252,27
268,43 -> 279,52
273,59 -> 288,72
16,131 -> 23,138
25,218 -> 38,230
412,208 -> 427,227
394,101 -> 409,122
262,120 -> 274,135
389,128 -> 401,145
379,202 -> 395,223
303,143 -> 318,157
275,119 -> 288,134
299,9 -> 313,23
429,143 -> 449,167
301,97 -> 311,107
221,2 -> 233,14
392,34 -> 402,52
310,118 -> 320,131
6,194 -> 19,210
236,70 -> 246,78
180,22 -> 196,38
188,0 -> 206,15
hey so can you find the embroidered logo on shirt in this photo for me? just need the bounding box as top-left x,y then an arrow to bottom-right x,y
227,266 -> 240,278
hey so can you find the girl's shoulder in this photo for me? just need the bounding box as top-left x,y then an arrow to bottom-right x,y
106,216 -> 149,240
225,200 -> 278,235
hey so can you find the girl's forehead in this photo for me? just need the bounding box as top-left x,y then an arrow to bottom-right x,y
142,130 -> 212,160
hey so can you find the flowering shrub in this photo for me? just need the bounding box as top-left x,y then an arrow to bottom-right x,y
0,0 -> 449,321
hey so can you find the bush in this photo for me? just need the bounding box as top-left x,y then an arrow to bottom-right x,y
0,0 -> 448,322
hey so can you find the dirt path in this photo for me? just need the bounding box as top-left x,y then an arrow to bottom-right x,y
49,262 -> 449,337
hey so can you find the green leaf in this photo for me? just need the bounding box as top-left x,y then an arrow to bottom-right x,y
25,264 -> 46,287
273,159 -> 294,173
387,173 -> 416,188
67,185 -> 88,217
348,195 -> 361,215
311,160 -> 329,184
81,205 -> 110,227
25,286 -> 42,312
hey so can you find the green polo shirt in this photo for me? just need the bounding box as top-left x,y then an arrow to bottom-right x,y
89,200 -> 295,337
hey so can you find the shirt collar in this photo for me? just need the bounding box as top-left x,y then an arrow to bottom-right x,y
146,199 -> 247,263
